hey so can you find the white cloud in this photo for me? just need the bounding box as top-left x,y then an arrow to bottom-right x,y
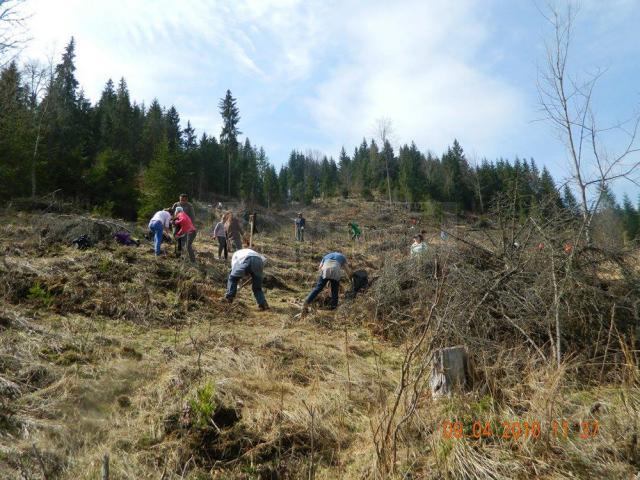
305,0 -> 526,155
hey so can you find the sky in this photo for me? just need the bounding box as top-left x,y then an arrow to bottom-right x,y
16,0 -> 640,200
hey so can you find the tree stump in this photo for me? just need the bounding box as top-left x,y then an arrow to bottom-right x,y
429,346 -> 472,397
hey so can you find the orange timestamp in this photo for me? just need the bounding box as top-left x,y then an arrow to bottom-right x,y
441,419 -> 599,441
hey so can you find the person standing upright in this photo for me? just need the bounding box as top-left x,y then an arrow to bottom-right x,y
295,212 -> 306,242
173,206 -> 197,263
213,217 -> 227,260
349,222 -> 361,241
224,212 -> 244,252
172,194 -> 195,258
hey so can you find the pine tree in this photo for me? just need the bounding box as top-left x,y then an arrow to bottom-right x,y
40,37 -> 86,196
338,147 -> 351,198
114,78 -> 133,153
88,149 -> 138,219
165,106 -> 181,153
219,89 -> 241,196
621,194 -> 639,241
141,99 -> 164,169
262,165 -> 280,208
239,138 -> 259,204
537,166 -> 562,216
562,185 -> 579,216
96,78 -> 117,151
0,61 -> 30,198
398,143 -> 426,203
139,137 -> 179,219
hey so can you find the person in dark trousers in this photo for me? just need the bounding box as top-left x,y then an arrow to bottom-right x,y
213,217 -> 227,260
223,247 -> 269,310
349,222 -> 361,241
295,212 -> 306,241
302,252 -> 352,314
224,212 -> 244,252
173,206 -> 197,263
172,194 -> 195,257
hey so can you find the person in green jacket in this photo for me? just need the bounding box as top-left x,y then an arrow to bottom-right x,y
349,222 -> 361,241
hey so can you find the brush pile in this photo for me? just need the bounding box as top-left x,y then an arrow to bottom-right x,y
364,222 -> 640,381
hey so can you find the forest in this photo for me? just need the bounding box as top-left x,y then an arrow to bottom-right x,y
1,38 -> 639,241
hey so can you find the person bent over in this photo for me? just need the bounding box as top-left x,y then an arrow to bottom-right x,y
302,252 -> 352,314
148,208 -> 172,256
224,248 -> 269,310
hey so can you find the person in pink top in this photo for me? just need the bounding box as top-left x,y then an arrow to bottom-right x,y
173,206 -> 197,262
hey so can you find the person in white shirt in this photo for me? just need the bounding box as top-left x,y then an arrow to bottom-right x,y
212,218 -> 227,260
410,234 -> 427,256
223,247 -> 269,310
148,209 -> 172,256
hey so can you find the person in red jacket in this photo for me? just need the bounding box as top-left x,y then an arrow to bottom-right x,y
173,206 -> 197,262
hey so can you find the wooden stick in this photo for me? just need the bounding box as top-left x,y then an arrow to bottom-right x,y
102,453 -> 109,480
249,214 -> 254,248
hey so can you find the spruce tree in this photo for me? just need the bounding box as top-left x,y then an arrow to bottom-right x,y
219,90 -> 241,196
139,137 -> 179,219
0,61 -> 30,198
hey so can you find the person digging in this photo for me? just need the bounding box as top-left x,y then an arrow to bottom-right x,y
222,245 -> 269,311
302,252 -> 352,315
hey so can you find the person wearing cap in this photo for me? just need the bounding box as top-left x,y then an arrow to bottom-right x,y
295,212 -> 306,242
171,194 -> 195,258
302,252 -> 352,314
410,234 -> 427,256
223,246 -> 269,310
173,206 -> 197,262
148,208 -> 172,256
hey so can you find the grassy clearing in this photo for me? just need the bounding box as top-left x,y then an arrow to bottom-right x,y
1,201 -> 639,479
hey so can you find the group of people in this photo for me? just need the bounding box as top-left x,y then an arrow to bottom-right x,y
148,195 -> 427,315
148,193 -> 198,262
148,194 -> 252,264
293,213 -> 362,243
213,211 -> 244,260
221,245 -> 353,315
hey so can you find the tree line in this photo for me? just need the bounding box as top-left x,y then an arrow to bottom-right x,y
0,38 -> 638,241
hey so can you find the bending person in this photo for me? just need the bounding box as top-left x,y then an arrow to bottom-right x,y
302,252 -> 352,313
223,247 -> 269,310
148,208 -> 172,256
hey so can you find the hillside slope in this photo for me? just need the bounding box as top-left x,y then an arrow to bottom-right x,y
1,200 -> 639,479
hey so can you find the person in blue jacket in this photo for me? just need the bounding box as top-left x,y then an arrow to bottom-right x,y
302,252 -> 352,314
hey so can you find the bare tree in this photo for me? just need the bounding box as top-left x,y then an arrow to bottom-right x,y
374,117 -> 395,205
537,2 -> 640,242
23,56 -> 53,198
0,0 -> 28,65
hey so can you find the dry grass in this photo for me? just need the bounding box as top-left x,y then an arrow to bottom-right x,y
1,202 -> 639,479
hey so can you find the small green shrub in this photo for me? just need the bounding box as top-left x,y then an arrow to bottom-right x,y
27,282 -> 54,306
98,257 -> 112,273
189,382 -> 216,429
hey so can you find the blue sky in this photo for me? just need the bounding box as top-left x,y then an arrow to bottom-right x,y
19,0 -> 640,200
